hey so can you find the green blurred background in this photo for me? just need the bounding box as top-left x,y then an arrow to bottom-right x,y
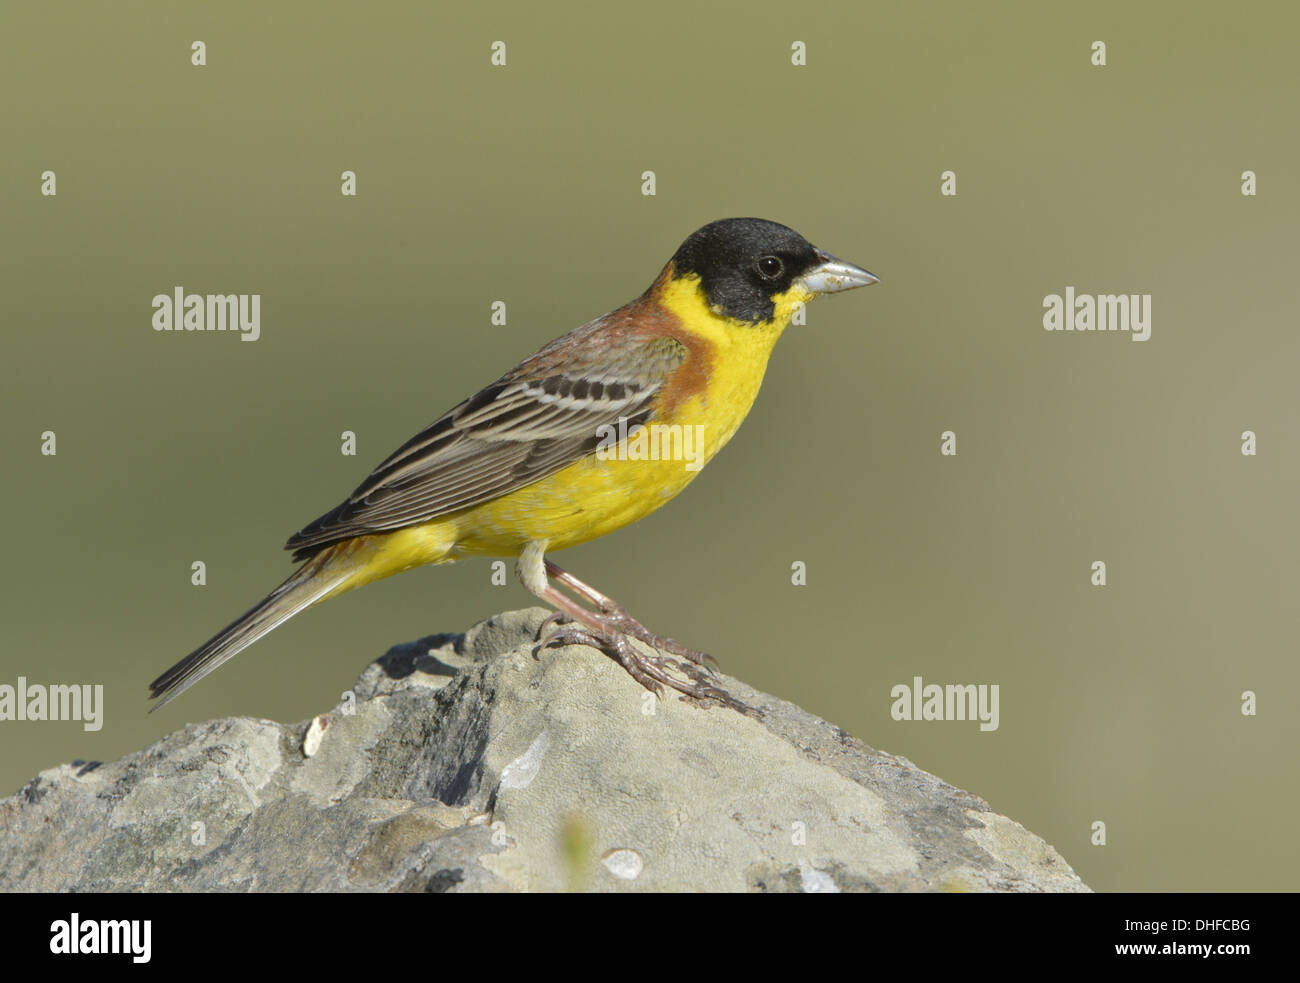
3,1 -> 1297,892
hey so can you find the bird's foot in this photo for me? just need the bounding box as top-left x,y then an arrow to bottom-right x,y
597,603 -> 721,671
539,607 -> 717,674
538,618 -> 758,717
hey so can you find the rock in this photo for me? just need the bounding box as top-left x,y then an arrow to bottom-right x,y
0,608 -> 1088,892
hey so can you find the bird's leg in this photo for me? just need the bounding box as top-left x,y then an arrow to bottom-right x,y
516,543 -> 755,715
542,560 -> 719,670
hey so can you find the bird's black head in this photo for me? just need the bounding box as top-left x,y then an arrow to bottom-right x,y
668,218 -> 824,324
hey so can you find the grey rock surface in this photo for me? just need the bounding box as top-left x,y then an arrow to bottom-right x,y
0,608 -> 1088,892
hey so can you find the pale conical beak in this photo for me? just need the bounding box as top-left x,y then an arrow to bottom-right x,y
797,248 -> 879,294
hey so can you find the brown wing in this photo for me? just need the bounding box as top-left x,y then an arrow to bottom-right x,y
285,318 -> 688,561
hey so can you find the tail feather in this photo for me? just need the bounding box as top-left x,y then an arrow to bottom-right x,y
148,561 -> 349,712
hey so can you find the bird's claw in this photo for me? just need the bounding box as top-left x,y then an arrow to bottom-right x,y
539,623 -> 757,716
538,606 -> 718,675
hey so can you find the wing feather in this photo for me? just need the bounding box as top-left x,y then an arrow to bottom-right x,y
286,324 -> 685,561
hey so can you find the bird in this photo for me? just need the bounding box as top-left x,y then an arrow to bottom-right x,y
148,217 -> 877,714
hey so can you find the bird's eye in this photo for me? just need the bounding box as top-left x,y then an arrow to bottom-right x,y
757,256 -> 783,280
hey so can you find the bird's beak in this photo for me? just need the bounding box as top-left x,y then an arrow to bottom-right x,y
797,249 -> 879,294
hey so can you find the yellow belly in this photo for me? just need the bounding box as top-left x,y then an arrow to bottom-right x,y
450,404 -> 741,555
452,444 -> 705,555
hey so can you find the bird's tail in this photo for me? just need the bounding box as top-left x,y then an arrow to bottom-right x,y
148,548 -> 354,712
